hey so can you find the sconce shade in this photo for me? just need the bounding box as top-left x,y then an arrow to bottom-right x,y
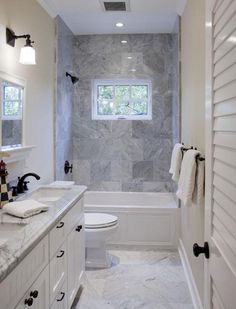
19,46 -> 36,65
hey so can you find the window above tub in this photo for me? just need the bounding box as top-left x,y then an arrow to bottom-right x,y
92,79 -> 152,120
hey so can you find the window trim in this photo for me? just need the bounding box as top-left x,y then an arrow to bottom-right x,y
92,79 -> 152,120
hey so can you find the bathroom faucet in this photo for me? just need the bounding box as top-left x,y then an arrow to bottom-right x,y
17,173 -> 40,194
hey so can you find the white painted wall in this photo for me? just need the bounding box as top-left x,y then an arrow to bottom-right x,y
181,0 -> 205,303
0,0 -> 55,185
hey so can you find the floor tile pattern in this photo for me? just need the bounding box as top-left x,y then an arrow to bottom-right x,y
75,250 -> 193,309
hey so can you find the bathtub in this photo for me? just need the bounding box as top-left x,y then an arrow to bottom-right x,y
84,192 -> 180,249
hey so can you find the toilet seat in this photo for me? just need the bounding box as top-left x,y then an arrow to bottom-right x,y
85,213 -> 118,229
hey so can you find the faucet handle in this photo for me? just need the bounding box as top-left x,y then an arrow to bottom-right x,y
12,186 -> 18,196
23,181 -> 30,191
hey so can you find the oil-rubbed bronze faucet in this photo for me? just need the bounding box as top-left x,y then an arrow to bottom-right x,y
17,173 -> 40,194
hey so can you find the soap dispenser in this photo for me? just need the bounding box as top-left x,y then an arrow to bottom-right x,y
0,159 -> 13,208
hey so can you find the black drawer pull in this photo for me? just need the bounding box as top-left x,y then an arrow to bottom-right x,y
193,242 -> 210,259
56,222 -> 64,229
57,250 -> 65,258
75,225 -> 82,232
30,290 -> 38,298
24,297 -> 33,306
57,292 -> 65,302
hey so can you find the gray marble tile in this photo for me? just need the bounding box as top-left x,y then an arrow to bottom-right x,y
76,250 -> 193,309
121,180 -> 143,192
90,161 -> 111,182
71,33 -> 179,191
111,160 -> 132,182
132,161 -> 153,181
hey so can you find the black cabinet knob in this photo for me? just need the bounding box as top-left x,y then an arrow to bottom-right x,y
24,297 -> 33,306
30,290 -> 38,298
75,225 -> 82,232
193,242 -> 209,259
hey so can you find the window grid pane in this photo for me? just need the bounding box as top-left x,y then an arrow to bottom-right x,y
95,81 -> 151,119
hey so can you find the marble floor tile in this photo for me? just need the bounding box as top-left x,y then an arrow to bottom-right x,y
76,250 -> 193,309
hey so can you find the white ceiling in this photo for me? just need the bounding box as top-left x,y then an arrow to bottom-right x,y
37,0 -> 187,34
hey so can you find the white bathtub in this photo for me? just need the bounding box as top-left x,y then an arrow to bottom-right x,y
84,192 -> 180,249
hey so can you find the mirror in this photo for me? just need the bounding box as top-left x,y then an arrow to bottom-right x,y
0,71 -> 25,148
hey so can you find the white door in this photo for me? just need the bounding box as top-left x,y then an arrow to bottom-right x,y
205,0 -> 236,308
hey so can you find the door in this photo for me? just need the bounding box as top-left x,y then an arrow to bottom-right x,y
67,216 -> 85,308
205,0 -> 236,308
15,266 -> 49,309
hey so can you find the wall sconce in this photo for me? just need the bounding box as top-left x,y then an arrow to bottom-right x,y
66,72 -> 79,84
6,28 -> 36,65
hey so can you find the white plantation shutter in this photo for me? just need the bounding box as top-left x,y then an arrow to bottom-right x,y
206,0 -> 236,308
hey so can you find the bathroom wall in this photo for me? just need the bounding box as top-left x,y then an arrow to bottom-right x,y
73,34 -> 179,191
0,0 -> 54,184
181,0 -> 205,303
55,16 -> 74,180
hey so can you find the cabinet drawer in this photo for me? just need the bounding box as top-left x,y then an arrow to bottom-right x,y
49,217 -> 67,259
0,235 -> 49,309
50,280 -> 67,309
65,198 -> 83,233
49,242 -> 67,304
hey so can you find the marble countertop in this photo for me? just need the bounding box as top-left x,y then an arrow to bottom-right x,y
0,185 -> 87,283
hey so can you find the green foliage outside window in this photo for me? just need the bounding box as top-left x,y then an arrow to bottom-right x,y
97,84 -> 148,116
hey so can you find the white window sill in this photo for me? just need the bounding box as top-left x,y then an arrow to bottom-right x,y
0,146 -> 35,163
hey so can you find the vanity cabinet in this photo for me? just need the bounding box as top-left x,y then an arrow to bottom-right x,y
0,195 -> 85,309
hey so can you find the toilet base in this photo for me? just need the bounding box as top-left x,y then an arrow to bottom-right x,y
86,245 -> 112,269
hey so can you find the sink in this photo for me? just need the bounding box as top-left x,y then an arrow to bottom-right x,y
28,187 -> 71,203
0,223 -> 26,246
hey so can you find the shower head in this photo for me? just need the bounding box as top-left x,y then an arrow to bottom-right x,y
66,72 -> 79,84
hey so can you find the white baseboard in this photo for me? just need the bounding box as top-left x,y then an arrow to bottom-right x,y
178,239 -> 203,309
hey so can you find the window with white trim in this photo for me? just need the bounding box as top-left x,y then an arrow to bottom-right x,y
2,81 -> 23,120
92,79 -> 152,120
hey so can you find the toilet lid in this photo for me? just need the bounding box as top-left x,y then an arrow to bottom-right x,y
85,213 -> 118,229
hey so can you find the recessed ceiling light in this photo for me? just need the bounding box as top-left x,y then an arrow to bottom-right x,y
116,22 -> 124,27
127,56 -> 132,59
131,68 -> 136,72
121,40 -> 127,44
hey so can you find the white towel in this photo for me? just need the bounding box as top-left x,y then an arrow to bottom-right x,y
169,143 -> 184,182
176,149 -> 200,205
4,199 -> 49,218
193,160 -> 205,206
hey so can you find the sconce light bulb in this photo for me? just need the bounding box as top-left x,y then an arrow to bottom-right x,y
19,46 -> 36,65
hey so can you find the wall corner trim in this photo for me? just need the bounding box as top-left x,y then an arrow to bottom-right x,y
36,0 -> 58,18
178,238 -> 203,309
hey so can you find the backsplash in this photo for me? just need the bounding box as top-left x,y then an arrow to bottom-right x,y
72,34 -> 179,192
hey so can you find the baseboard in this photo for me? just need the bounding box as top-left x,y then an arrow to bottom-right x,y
178,239 -> 203,309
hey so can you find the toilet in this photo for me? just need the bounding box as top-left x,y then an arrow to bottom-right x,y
84,213 -> 118,268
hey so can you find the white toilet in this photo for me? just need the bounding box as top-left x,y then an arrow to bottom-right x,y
84,213 -> 118,268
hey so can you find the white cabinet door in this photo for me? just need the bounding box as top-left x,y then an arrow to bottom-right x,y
15,265 -> 49,309
67,215 -> 85,308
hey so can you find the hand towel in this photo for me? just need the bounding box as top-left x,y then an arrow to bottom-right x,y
193,160 -> 205,206
176,149 -> 200,205
169,143 -> 184,182
4,199 -> 49,218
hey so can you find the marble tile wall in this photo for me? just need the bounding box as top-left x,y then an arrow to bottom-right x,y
55,16 -> 74,180
72,34 -> 179,192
